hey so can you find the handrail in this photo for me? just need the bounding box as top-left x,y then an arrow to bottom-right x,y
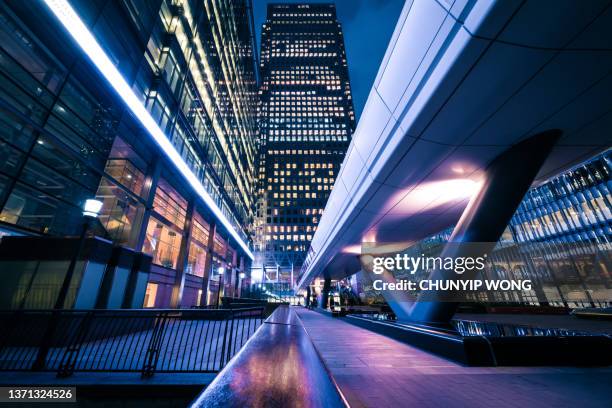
190,306 -> 347,408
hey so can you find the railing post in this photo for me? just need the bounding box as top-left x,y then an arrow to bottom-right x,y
31,310 -> 61,371
141,312 -> 169,378
225,310 -> 236,364
218,310 -> 231,368
57,311 -> 94,378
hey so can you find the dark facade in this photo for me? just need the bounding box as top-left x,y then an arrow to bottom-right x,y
254,3 -> 356,286
0,0 -> 258,309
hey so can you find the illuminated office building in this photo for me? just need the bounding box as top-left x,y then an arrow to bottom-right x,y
0,0 -> 258,308
253,4 -> 356,287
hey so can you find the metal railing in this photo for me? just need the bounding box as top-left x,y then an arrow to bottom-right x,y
0,307 -> 264,377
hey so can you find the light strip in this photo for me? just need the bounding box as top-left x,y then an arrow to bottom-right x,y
44,0 -> 254,259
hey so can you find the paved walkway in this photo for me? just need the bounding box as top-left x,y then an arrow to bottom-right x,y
296,308 -> 612,408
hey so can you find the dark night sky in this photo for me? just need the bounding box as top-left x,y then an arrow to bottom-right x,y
252,0 -> 405,121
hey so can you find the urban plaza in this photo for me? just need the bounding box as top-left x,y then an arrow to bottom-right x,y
0,0 -> 609,407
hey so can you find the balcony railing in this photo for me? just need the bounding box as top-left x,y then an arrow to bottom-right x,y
0,307 -> 264,377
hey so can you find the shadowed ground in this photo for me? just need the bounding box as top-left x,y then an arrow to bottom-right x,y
296,308 -> 612,408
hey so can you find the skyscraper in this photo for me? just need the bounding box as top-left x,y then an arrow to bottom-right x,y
254,3 -> 356,287
0,0 -> 258,309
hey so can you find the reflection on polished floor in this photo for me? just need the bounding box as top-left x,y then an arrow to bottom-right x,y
296,308 -> 612,408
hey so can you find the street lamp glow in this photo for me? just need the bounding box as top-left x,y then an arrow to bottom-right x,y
218,267 -> 225,275
43,0 -> 253,260
83,199 -> 103,217
239,272 -> 246,279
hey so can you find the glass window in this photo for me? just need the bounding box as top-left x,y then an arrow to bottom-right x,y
143,282 -> 158,308
0,12 -> 66,95
142,217 -> 183,269
152,179 -> 187,229
191,212 -> 210,245
0,182 -> 81,235
0,140 -> 24,176
213,232 -> 226,256
0,108 -> 37,150
20,158 -> 93,205
95,177 -> 145,248
186,241 -> 207,277
31,139 -> 101,190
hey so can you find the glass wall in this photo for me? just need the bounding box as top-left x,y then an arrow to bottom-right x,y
186,212 -> 210,277
0,0 -> 257,308
142,179 -> 187,269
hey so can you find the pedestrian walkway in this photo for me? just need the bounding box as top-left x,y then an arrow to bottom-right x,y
295,308 -> 612,408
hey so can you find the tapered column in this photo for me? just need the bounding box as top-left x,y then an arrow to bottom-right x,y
409,130 -> 561,324
135,158 -> 162,251
200,221 -> 217,306
319,277 -> 331,309
170,198 -> 194,308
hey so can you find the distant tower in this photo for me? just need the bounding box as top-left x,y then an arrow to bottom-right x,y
254,3 -> 356,288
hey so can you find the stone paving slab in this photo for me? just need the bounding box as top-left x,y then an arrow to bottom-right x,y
296,308 -> 612,408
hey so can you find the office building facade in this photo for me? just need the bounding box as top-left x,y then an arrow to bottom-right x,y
0,0 -> 258,308
254,3 -> 355,287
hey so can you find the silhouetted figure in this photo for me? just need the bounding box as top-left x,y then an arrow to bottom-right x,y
305,286 -> 311,308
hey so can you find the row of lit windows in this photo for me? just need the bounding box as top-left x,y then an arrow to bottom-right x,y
269,178 -> 325,184
271,39 -> 336,45
269,150 -> 340,156
272,189 -> 332,199
270,20 -> 335,25
266,114 -> 346,121
270,208 -> 324,216
271,183 -> 311,190
270,52 -> 338,58
269,171 -> 333,179
269,32 -> 336,36
270,171 -> 330,178
268,111 -> 346,117
275,183 -> 331,193
266,111 -> 345,118
266,117 -> 343,124
272,168 -> 335,174
268,76 -> 341,83
268,95 -> 341,102
271,66 -> 335,72
271,13 -> 333,18
272,178 -> 334,187
269,90 -> 321,96
268,99 -> 342,106
267,225 -> 315,233
265,234 -> 313,242
272,47 -> 335,53
268,105 -> 344,111
275,162 -> 334,169
265,125 -> 347,133
268,136 -> 349,142
267,125 -> 347,132
268,123 -> 347,129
